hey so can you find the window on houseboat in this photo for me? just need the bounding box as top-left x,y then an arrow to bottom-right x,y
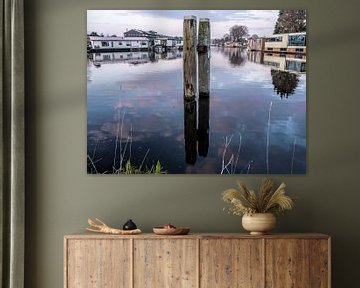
266,36 -> 282,42
288,35 -> 306,46
101,42 -> 109,47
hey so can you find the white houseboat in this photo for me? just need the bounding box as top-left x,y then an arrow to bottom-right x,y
264,32 -> 306,54
89,36 -> 149,52
154,37 -> 183,48
88,28 -> 183,53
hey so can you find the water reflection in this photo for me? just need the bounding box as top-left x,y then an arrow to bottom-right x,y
184,100 -> 197,165
271,70 -> 300,98
247,51 -> 264,64
221,48 -> 247,67
88,51 -> 183,65
263,53 -> 306,73
198,97 -> 210,157
87,49 -> 306,174
247,51 -> 305,99
183,92 -> 210,163
183,97 -> 210,164
248,51 -> 306,73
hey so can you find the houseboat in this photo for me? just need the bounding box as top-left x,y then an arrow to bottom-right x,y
153,37 -> 184,52
88,29 -> 183,53
248,37 -> 265,51
264,32 -> 306,54
89,36 -> 149,52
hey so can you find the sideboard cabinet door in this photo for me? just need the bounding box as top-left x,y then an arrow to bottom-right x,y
133,239 -> 198,288
200,239 -> 264,288
310,239 -> 330,288
266,239 -> 309,287
66,239 -> 131,288
265,239 -> 330,288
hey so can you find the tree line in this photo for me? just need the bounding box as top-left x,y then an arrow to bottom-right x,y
88,31 -> 118,37
212,10 -> 306,46
89,10 -> 306,45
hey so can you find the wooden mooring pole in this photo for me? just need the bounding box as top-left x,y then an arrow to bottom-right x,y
197,18 -> 210,53
198,18 -> 210,98
198,52 -> 210,98
183,16 -> 197,101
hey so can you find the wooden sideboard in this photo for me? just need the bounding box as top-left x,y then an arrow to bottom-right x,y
64,233 -> 330,288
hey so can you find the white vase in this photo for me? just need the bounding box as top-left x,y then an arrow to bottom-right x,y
242,213 -> 276,235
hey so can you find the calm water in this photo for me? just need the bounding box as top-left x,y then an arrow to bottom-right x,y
87,48 -> 306,174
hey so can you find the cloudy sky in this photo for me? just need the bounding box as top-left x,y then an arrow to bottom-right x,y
87,10 -> 279,38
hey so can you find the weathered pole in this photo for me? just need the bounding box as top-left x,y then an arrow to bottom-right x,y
198,18 -> 210,98
198,52 -> 210,98
197,18 -> 210,53
183,16 -> 197,101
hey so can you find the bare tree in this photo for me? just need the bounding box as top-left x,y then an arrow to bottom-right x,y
223,33 -> 231,42
229,25 -> 249,42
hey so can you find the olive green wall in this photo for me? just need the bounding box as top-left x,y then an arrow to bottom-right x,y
24,0 -> 360,287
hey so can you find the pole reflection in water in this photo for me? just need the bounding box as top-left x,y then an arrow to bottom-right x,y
184,100 -> 197,165
198,97 -> 210,157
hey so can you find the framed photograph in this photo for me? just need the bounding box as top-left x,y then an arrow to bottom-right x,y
87,10 -> 306,174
